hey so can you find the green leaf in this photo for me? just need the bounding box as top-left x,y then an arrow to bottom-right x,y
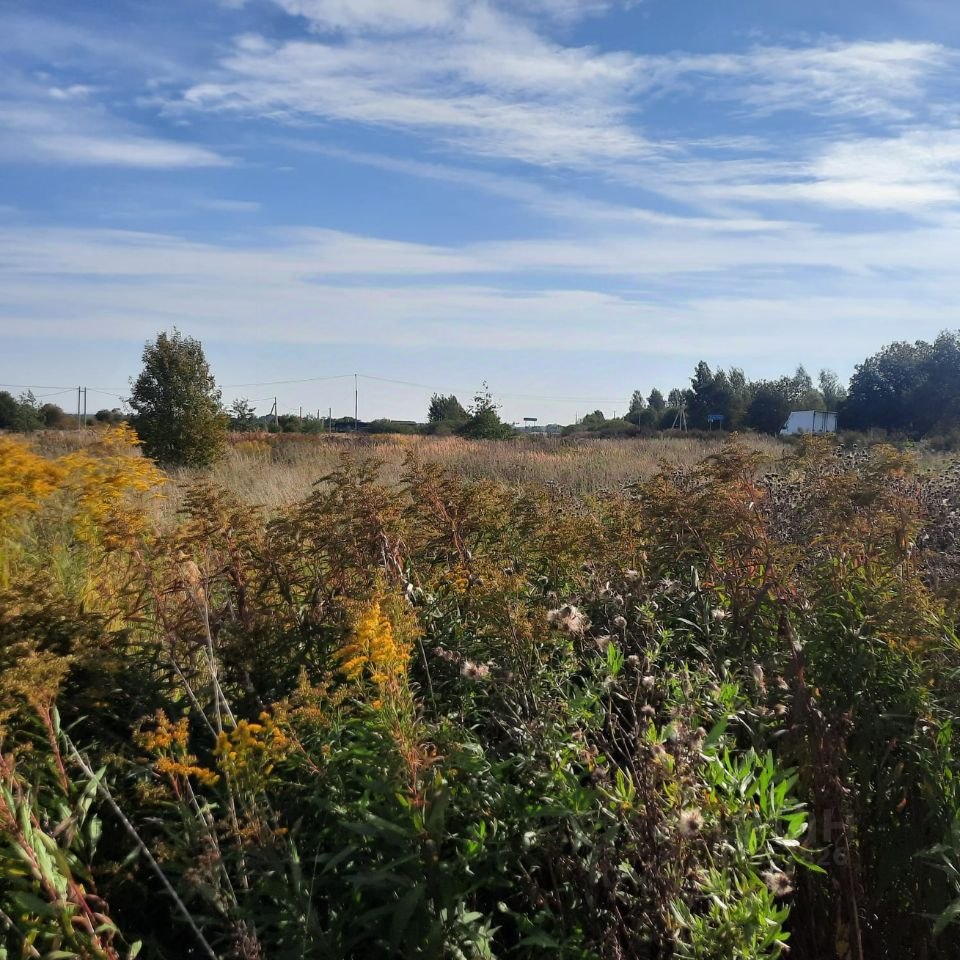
702,718 -> 729,752
388,886 -> 424,950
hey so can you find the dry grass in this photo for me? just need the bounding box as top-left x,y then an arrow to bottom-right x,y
160,432 -> 790,516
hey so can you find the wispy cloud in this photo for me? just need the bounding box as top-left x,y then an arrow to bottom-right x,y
274,0 -> 460,34
2,218 -> 958,359
0,74 -> 228,169
177,4 -> 958,219
645,40 -> 954,121
182,22 -> 654,170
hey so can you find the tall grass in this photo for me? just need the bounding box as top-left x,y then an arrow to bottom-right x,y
160,432 -> 789,513
4,429 -> 960,958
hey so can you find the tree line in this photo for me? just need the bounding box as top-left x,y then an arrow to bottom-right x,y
4,329 -> 960,464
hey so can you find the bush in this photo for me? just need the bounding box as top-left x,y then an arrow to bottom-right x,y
2,435 -> 960,958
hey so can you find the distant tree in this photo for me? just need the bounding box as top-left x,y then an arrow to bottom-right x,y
426,394 -> 469,434
647,388 -> 665,413
428,393 -> 468,424
0,391 -> 17,429
818,369 -> 847,411
790,365 -> 822,409
726,368 -> 750,429
40,403 -> 69,428
745,379 -> 793,435
128,330 -> 227,466
686,361 -> 715,427
580,409 -> 607,430
94,408 -> 125,424
298,417 -> 322,435
229,398 -> 258,432
667,388 -> 685,408
367,419 -> 419,435
277,414 -> 304,433
910,332 -> 960,434
626,390 -> 659,428
843,340 -> 925,432
565,413 -> 637,437
12,391 -> 43,433
457,384 -> 514,440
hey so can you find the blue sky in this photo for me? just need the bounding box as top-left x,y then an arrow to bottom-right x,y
3,0 -> 960,423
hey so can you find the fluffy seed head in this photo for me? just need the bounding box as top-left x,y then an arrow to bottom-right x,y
547,604 -> 591,635
678,808 -> 704,839
762,870 -> 795,897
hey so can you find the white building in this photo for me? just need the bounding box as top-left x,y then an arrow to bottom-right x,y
780,410 -> 837,436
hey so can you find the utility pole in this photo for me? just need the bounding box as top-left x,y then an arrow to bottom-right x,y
354,373 -> 358,432
77,386 -> 82,435
82,388 -> 87,431
328,406 -> 332,433
274,398 -> 279,431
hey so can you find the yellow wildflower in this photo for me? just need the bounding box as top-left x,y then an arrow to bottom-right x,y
336,599 -> 410,688
214,713 -> 289,786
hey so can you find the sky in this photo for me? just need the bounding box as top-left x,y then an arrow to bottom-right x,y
3,0 -> 960,423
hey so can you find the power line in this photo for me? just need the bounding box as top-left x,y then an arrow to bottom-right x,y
0,382 -> 79,391
357,374 -> 625,405
220,374 -> 355,389
3,372 -> 630,411
33,388 -> 77,400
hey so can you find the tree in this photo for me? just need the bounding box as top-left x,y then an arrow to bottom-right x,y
647,388 -> 665,413
12,391 -> 43,433
457,384 -> 514,440
426,394 -> 469,434
910,332 -> 960,434
428,394 -> 468,425
843,340 -> 924,432
229,398 -> 258,432
686,361 -> 715,428
95,408 -> 124,424
128,330 -> 227,466
580,409 -> 607,430
667,388 -> 685,408
790,365 -> 822,409
40,403 -> 69,428
818,369 -> 846,411
626,391 -> 658,428
0,391 -> 18,429
745,379 -> 793,435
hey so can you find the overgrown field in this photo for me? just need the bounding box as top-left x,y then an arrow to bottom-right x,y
3,427 -> 960,959
33,430 -> 790,510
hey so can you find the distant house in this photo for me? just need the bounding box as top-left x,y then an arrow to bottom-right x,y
780,410 -> 838,436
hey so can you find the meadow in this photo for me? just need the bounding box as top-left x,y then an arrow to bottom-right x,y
32,430 -> 791,509
2,427 -> 960,959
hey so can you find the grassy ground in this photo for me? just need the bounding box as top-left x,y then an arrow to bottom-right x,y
30,427 -> 790,513
174,432 -> 791,510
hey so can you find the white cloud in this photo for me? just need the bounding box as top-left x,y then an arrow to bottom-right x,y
0,75 -> 228,169
183,29 -> 654,169
274,0 -> 459,33
48,84 -> 95,101
23,132 -> 227,168
2,216 -> 960,347
647,40 -> 953,121
4,219 -> 960,423
196,197 -> 263,212
680,128 -> 960,211
179,7 -> 957,216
